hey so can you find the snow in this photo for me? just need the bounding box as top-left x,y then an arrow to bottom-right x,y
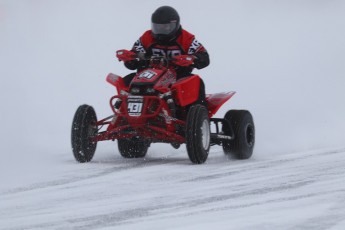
1,148 -> 345,229
1,0 -> 345,229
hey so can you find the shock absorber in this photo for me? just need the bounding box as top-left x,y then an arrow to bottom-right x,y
161,91 -> 176,118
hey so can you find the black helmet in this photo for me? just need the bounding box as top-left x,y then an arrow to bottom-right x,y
151,6 -> 180,43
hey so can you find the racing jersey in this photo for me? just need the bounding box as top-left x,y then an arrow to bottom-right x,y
125,28 -> 210,78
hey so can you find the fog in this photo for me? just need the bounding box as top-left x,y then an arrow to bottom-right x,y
1,1 -> 345,229
1,0 -> 345,180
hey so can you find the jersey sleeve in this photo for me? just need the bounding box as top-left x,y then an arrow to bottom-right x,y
131,30 -> 154,53
178,30 -> 210,69
187,38 -> 207,55
132,38 -> 146,53
124,31 -> 153,70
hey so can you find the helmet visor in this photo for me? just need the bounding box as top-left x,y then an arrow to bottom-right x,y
151,22 -> 177,35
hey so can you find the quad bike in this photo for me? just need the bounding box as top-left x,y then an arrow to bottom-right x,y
71,50 -> 255,164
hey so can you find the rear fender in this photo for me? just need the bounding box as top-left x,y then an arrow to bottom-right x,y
106,73 -> 128,94
206,92 -> 236,117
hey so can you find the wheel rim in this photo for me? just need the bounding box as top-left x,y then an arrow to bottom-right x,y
87,122 -> 97,139
87,125 -> 96,137
245,124 -> 255,147
201,119 -> 210,150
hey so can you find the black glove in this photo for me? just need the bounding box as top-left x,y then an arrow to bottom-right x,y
193,52 -> 210,69
124,60 -> 139,70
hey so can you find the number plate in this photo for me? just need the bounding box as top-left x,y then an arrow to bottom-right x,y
127,96 -> 144,116
138,70 -> 156,79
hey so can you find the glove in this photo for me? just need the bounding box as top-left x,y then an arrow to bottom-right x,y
172,55 -> 195,67
116,49 -> 137,62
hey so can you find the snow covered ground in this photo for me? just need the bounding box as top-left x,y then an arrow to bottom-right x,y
1,0 -> 345,229
1,147 -> 345,229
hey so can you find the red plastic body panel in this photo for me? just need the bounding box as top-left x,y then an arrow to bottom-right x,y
171,75 -> 200,107
99,69 -> 235,144
206,91 -> 236,117
154,69 -> 177,93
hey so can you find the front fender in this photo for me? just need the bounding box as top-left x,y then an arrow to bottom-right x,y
106,73 -> 128,94
171,75 -> 201,107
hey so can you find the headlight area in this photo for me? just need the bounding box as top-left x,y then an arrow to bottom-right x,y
146,88 -> 156,94
130,87 -> 140,94
130,86 -> 156,95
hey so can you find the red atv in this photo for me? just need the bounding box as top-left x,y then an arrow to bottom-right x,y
71,51 -> 255,164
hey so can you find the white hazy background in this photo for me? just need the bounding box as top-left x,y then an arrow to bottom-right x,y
1,0 -> 345,189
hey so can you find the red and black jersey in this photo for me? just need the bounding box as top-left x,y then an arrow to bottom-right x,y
133,29 -> 206,57
126,28 -> 210,74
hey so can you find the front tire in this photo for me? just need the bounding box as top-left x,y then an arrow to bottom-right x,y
222,110 -> 255,159
118,138 -> 149,158
186,104 -> 210,164
71,104 -> 98,163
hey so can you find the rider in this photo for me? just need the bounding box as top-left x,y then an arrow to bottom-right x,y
118,6 -> 210,105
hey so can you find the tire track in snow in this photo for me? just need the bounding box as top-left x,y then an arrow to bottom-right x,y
2,147 -> 345,229
186,147 -> 345,182
0,157 -> 187,196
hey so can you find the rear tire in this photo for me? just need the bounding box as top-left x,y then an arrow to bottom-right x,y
185,104 -> 210,164
222,110 -> 255,159
71,104 -> 98,163
118,138 -> 149,158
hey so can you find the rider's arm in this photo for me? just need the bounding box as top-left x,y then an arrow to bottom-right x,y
124,33 -> 151,70
180,31 -> 210,70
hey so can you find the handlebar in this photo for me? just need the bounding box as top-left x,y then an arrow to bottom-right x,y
116,49 -> 194,68
133,52 -> 171,68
